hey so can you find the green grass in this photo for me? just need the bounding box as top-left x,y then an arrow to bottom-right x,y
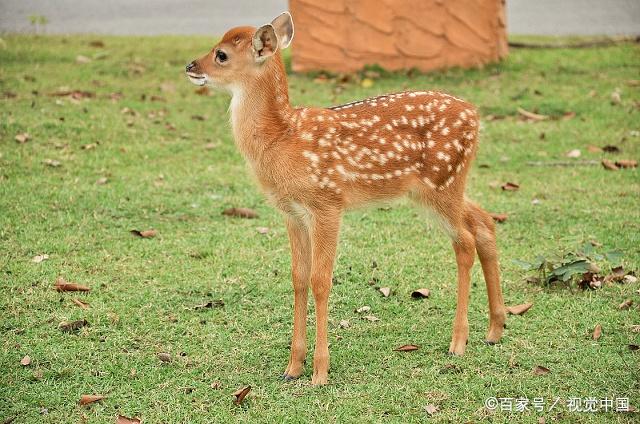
1,35 -> 639,423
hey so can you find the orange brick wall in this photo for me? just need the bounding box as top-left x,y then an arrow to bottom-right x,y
289,0 -> 507,72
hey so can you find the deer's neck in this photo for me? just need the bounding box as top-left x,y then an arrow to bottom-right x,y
229,60 -> 293,166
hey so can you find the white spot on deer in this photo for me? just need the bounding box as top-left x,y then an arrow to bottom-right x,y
427,140 -> 436,148
301,132 -> 313,141
394,169 -> 402,176
423,177 -> 436,189
459,111 -> 467,120
405,104 -> 415,111
385,124 -> 393,131
453,119 -> 462,128
436,151 -> 451,162
432,165 -> 440,172
441,127 -> 450,136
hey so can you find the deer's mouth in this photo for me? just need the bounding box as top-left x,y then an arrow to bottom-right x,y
186,72 -> 207,86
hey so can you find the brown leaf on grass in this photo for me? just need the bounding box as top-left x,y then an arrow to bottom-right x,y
232,386 -> 251,405
629,344 -> 639,351
157,352 -> 172,363
411,288 -> 430,299
211,381 -> 222,389
49,89 -> 95,99
424,404 -> 439,415
532,365 -> 550,375
624,275 -> 638,284
517,107 -> 548,121
191,300 -> 224,310
204,142 -> 217,150
566,149 -> 581,158
55,277 -> 90,292
602,145 -> 620,153
501,182 -> 520,191
356,305 -> 371,313
15,133 -> 30,143
130,229 -> 157,238
116,415 -> 141,424
601,159 -> 619,170
506,303 -> 533,315
20,355 -> 31,366
43,158 -> 62,167
81,142 -> 98,150
610,91 -> 622,105
362,315 -> 380,322
604,266 -> 626,283
587,145 -> 603,153
615,159 -> 637,169
561,111 -> 576,120
630,325 -> 640,333
195,86 -> 210,96
394,344 -> 419,352
79,394 -> 105,405
222,208 -> 258,219
592,324 -> 602,340
59,319 -> 89,333
32,254 -> 49,263
379,287 -> 391,297
89,40 -> 105,48
256,227 -> 269,234
96,177 -> 108,185
191,114 -> 206,121
619,299 -> 633,310
339,319 -> 350,328
489,213 -> 508,223
72,298 -> 89,309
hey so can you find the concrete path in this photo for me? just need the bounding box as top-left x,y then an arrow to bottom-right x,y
0,0 -> 638,36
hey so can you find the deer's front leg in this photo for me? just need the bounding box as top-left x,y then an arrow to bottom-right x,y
309,212 -> 341,386
283,216 -> 311,380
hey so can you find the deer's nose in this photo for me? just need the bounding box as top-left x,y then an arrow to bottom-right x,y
185,61 -> 196,72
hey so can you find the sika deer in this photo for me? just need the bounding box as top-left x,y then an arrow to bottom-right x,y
186,12 -> 506,385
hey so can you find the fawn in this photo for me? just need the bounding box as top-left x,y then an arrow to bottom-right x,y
186,12 -> 506,385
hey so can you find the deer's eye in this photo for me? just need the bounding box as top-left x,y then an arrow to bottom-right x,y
215,50 -> 228,64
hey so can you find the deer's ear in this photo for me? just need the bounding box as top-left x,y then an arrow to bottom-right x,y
271,12 -> 294,49
252,24 -> 278,62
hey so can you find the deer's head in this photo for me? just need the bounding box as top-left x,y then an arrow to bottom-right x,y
185,12 -> 294,91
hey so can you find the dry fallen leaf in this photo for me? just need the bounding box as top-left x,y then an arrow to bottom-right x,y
256,227 -> 269,234
89,40 -> 105,48
55,277 -> 90,292
610,90 -> 622,105
506,303 -> 533,315
489,213 -> 508,223
615,159 -> 637,169
339,319 -> 350,328
356,306 -> 371,313
116,415 -> 141,424
619,299 -> 633,310
624,275 -> 638,284
561,111 -> 576,120
501,182 -> 520,191
79,394 -> 105,405
191,300 -> 224,310
59,319 -> 89,333
601,159 -> 618,171
592,324 -> 602,340
379,287 -> 391,297
76,55 -> 92,64
394,344 -> 419,352
362,315 -> 380,322
157,352 -> 172,363
211,381 -> 222,389
32,254 -> 49,263
130,229 -> 157,238
628,344 -> 639,351
587,145 -> 603,153
96,177 -> 108,185
72,298 -> 89,309
533,365 -> 550,376
411,288 -> 430,299
43,158 -> 61,167
222,207 -> 258,219
517,107 -> 548,121
425,404 -> 438,415
604,266 -> 626,283
566,149 -> 581,158
15,133 -> 30,143
630,325 -> 640,333
232,386 -> 251,405
20,355 -> 31,366
195,86 -> 210,96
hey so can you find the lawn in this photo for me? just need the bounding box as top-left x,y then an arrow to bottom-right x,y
0,34 -> 638,423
